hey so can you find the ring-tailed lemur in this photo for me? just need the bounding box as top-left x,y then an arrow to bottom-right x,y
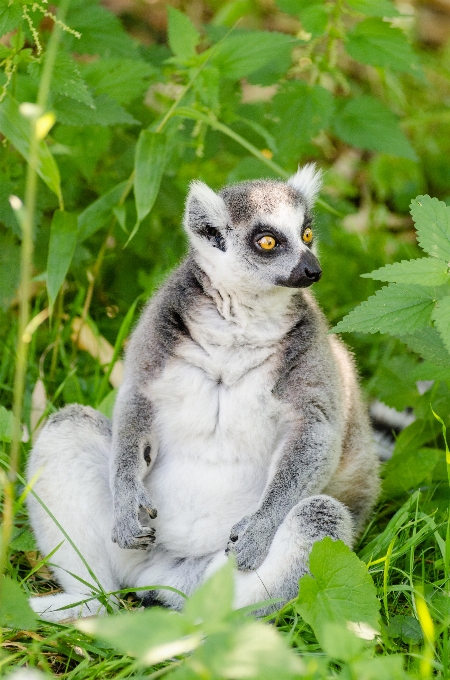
27,165 -> 380,621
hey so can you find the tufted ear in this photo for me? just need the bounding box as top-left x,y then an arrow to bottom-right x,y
287,163 -> 322,209
184,180 -> 227,236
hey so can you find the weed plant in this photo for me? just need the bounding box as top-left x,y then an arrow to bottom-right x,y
0,0 -> 450,677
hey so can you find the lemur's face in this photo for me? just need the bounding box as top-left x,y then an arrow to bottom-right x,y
184,164 -> 322,292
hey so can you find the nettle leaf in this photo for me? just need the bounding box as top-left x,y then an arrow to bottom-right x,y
299,2 -> 329,37
0,405 -> 13,443
398,326 -> 450,366
332,96 -> 417,160
346,18 -> 420,75
0,94 -> 61,200
167,7 -> 200,61
272,82 -> 334,164
346,0 -> 400,17
54,93 -> 139,127
410,195 -> 450,261
47,211 -> 78,311
210,31 -> 293,80
296,538 -> 380,646
0,576 -> 37,630
432,295 -> 450,355
81,58 -> 156,106
0,3 -> 23,37
362,258 -> 450,286
48,51 -> 94,107
332,283 -> 435,335
65,2 -> 138,58
78,180 -> 128,242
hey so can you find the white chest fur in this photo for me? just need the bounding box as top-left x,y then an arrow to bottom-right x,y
144,291 -> 296,556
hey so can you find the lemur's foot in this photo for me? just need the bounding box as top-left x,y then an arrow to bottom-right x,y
112,482 -> 157,550
226,513 -> 272,571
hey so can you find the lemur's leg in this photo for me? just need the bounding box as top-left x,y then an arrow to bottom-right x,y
203,495 -> 354,615
27,405 -> 146,622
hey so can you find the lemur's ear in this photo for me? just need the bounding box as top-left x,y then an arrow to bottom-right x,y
184,181 -> 228,250
287,163 -> 322,209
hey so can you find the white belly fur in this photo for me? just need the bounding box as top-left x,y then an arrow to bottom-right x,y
144,298 -> 293,556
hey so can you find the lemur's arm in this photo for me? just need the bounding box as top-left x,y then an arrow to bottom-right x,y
111,387 -> 157,550
227,325 -> 342,570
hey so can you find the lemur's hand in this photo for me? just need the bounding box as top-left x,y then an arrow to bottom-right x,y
226,512 -> 273,571
111,479 -> 157,550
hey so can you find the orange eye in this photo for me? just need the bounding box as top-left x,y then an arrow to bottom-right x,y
257,235 -> 277,250
302,227 -> 313,243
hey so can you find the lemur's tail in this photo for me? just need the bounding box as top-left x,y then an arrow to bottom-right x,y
370,401 -> 415,461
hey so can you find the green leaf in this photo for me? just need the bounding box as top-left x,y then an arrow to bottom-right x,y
77,609 -> 198,666
0,94 -> 62,200
167,7 -> 200,61
47,210 -> 78,310
332,96 -> 417,160
346,0 -> 400,17
54,93 -> 140,127
183,560 -> 234,634
65,2 -> 139,58
0,4 -> 22,37
81,58 -> 156,105
398,326 -> 450,366
0,236 -> 20,310
78,180 -> 128,242
97,390 -> 117,419
346,18 -> 420,75
210,31 -> 293,80
296,538 -> 380,645
0,405 -> 13,443
332,283 -> 434,335
320,622 -> 366,662
382,447 -> 442,497
385,615 -> 423,644
410,195 -> 450,261
352,655 -> 408,680
362,258 -> 450,286
432,294 -> 450,355
297,2 -> 329,37
29,51 -> 94,107
272,82 -> 334,164
130,130 -> 167,243
0,576 -> 37,630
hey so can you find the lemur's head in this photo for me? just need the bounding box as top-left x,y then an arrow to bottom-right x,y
183,164 -> 322,293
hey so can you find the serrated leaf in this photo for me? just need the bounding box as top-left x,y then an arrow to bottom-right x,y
296,538 -> 380,646
0,405 -> 13,443
299,3 -> 329,37
54,93 -> 139,127
0,4 -> 22,37
167,7 -> 200,61
47,211 -> 78,310
332,283 -> 434,335
432,295 -> 450,355
346,0 -> 400,17
332,96 -> 417,160
29,51 -> 94,107
78,180 -> 128,242
410,195 -> 450,261
398,326 -> 450,366
81,58 -> 156,105
272,82 -> 334,164
0,94 -> 61,200
346,18 -> 420,75
65,2 -> 138,58
210,31 -> 293,80
362,257 -> 449,286
0,576 -> 37,630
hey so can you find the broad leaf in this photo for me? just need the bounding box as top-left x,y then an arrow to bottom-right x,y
346,0 -> 400,17
47,211 -> 78,310
432,294 -> 450,355
65,2 -> 139,58
362,258 -> 449,286
183,560 -> 234,634
385,615 -> 424,644
382,447 -> 442,497
54,93 -> 139,127
29,51 -> 94,108
0,4 -> 22,37
131,129 -> 167,242
0,576 -> 37,630
332,283 -> 434,335
210,31 -> 293,80
0,405 -> 13,443
81,58 -> 156,105
332,96 -> 417,160
78,180 -> 128,242
298,3 -> 329,37
296,538 -> 380,646
346,18 -> 420,75
398,326 -> 450,366
410,195 -> 450,261
0,94 -> 62,200
167,7 -> 200,60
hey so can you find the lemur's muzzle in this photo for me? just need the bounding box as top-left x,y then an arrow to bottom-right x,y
278,250 -> 322,288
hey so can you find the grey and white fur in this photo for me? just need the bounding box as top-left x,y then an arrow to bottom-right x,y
27,164 -> 380,621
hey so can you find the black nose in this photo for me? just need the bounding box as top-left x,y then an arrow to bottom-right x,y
277,250 -> 322,288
